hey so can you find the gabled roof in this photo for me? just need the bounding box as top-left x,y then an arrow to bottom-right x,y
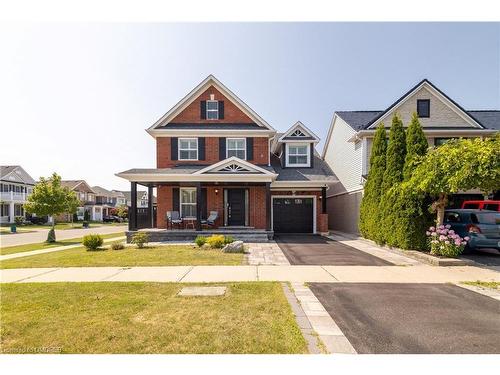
60,180 -> 95,193
193,157 -> 277,176
365,79 -> 483,129
91,186 -> 114,197
147,75 -> 275,134
278,121 -> 320,143
0,165 -> 36,185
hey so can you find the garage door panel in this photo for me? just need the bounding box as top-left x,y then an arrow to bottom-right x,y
273,197 -> 313,233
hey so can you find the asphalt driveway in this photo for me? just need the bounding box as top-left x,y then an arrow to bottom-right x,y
310,283 -> 500,354
274,235 -> 392,266
462,248 -> 500,266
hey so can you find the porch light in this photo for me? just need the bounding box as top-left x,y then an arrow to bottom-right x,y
215,189 -> 219,195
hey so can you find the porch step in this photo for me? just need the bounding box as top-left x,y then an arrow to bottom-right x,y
126,229 -> 273,243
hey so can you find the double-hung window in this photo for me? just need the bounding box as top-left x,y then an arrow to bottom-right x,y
226,138 -> 246,159
206,100 -> 219,120
178,138 -> 198,160
287,144 -> 310,167
180,188 -> 197,218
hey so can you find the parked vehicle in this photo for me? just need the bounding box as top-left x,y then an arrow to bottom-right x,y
103,215 -> 123,223
461,200 -> 500,212
444,209 -> 500,253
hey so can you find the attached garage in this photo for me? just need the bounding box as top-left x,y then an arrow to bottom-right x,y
272,196 -> 315,233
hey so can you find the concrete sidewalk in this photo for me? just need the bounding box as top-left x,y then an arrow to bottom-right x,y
0,225 -> 127,247
2,264 -> 499,284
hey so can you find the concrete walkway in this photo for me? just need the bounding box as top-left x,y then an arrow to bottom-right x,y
0,225 -> 127,247
0,236 -> 126,261
2,264 -> 499,283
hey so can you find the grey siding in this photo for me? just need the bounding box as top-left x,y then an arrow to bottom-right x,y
326,190 -> 363,234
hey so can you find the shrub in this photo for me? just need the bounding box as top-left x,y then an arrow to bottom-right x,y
83,234 -> 103,251
14,216 -> 25,225
195,235 -> 206,247
131,232 -> 149,249
73,212 -> 79,222
427,225 -> 468,258
46,228 -> 56,243
84,210 -> 90,221
111,241 -> 125,250
224,235 -> 235,245
206,234 -> 225,249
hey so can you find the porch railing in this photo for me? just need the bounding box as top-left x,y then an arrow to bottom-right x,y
0,192 -> 28,201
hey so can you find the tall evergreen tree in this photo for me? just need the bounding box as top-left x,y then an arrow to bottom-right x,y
403,112 -> 428,180
378,114 -> 406,244
359,123 -> 387,239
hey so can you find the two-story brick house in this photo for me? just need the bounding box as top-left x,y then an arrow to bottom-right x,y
117,75 -> 337,239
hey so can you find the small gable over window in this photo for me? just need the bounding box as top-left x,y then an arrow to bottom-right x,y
290,129 -> 306,137
417,99 -> 430,118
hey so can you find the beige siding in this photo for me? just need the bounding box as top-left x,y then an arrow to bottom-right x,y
326,190 -> 363,234
323,116 -> 364,194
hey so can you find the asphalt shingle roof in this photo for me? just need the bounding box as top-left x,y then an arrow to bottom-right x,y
271,155 -> 337,182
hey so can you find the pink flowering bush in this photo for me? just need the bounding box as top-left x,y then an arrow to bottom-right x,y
426,225 -> 469,258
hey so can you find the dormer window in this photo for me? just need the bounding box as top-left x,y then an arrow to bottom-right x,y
206,100 -> 219,120
417,99 -> 430,118
286,143 -> 310,167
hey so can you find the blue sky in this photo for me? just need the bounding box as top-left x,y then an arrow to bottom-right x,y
1,23 -> 498,190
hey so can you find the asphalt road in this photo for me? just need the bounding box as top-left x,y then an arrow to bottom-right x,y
462,247 -> 500,266
310,282 -> 500,354
275,235 -> 393,266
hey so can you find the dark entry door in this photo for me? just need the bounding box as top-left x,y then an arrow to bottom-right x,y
273,197 -> 314,233
227,189 -> 246,226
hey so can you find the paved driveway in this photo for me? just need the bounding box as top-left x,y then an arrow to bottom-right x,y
275,235 -> 392,266
310,283 -> 500,354
462,248 -> 500,266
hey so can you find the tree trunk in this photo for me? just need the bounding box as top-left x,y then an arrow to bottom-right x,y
435,193 -> 448,226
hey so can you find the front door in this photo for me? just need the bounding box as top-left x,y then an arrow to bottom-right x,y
227,189 -> 246,226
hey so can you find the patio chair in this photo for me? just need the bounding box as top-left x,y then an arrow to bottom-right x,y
166,211 -> 183,229
201,211 -> 218,229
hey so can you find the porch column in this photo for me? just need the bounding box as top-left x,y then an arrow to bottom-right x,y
195,182 -> 202,231
148,185 -> 154,228
265,182 -> 271,231
8,202 -> 14,223
130,182 -> 137,231
321,186 -> 327,214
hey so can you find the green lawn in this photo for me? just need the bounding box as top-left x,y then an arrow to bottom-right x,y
0,232 -> 126,255
463,281 -> 500,289
0,222 -> 125,231
0,244 -> 243,268
0,282 -> 307,354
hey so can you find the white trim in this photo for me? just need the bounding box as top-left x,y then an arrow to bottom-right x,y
321,113 -> 339,159
206,100 -> 219,120
180,187 -> 197,219
271,195 -> 317,234
116,173 -> 275,183
366,81 -> 483,130
148,129 -> 274,137
194,157 -> 276,176
285,143 -> 310,167
178,137 -> 199,161
278,121 -> 320,143
226,138 -> 246,160
326,188 -> 364,199
349,128 -> 497,142
271,181 -> 334,188
147,75 -> 276,134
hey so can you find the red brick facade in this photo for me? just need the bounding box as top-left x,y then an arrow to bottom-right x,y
171,86 -> 253,124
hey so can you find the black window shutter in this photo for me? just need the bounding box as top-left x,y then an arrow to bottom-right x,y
171,137 -> 178,161
246,137 -> 253,161
200,101 -> 207,119
310,143 -> 314,168
219,137 -> 226,160
172,188 -> 180,212
201,188 -> 207,220
198,137 -> 205,160
281,145 -> 286,167
218,101 -> 224,119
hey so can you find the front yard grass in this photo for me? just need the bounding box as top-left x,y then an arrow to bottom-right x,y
463,281 -> 500,290
0,244 -> 243,268
0,232 -> 126,255
0,282 -> 307,354
0,222 -> 125,231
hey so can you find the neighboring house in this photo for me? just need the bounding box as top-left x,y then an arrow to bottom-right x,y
92,186 -> 127,217
59,180 -> 102,221
322,79 -> 500,234
116,190 -> 151,208
117,75 -> 337,234
0,166 -> 36,223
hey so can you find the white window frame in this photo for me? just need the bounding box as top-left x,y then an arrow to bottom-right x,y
286,143 -> 310,167
226,138 -> 246,160
206,100 -> 219,120
180,187 -> 197,218
178,138 -> 198,160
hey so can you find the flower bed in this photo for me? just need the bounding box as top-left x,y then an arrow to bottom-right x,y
427,225 -> 469,258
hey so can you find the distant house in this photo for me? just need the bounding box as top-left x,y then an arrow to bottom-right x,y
114,190 -> 155,208
92,186 -> 127,217
0,166 -> 36,223
322,79 -> 500,234
59,180 -> 101,221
